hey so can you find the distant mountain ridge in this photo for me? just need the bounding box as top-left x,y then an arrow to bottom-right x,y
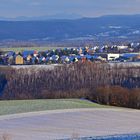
0,14 -> 140,42
0,13 -> 82,21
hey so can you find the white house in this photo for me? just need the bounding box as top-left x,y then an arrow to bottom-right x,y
107,53 -> 120,61
117,45 -> 128,50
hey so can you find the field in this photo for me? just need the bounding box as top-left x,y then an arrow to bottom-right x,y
0,99 -> 139,140
0,107 -> 139,140
0,99 -> 104,116
0,46 -> 54,52
0,46 -> 72,52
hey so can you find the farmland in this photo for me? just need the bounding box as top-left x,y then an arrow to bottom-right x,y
0,107 -> 139,140
0,99 -> 104,116
0,46 -> 65,52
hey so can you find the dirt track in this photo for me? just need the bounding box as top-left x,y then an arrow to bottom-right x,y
0,108 -> 140,140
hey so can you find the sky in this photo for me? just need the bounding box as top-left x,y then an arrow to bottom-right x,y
0,0 -> 140,18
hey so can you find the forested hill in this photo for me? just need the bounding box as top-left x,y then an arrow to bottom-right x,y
0,15 -> 140,41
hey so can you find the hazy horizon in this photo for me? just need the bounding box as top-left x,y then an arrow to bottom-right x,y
0,0 -> 140,19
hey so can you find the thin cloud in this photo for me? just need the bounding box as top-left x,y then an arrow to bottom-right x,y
30,2 -> 42,6
0,0 -> 140,17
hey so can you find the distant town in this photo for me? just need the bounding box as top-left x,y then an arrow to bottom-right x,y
1,42 -> 140,65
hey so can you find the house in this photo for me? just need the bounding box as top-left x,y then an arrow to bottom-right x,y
69,56 -> 75,62
27,55 -> 32,61
88,48 -> 95,55
119,53 -> 137,62
6,51 -> 15,57
33,51 -> 38,57
117,45 -> 128,50
15,55 -> 24,65
135,55 -> 140,60
92,55 -> 101,61
26,55 -> 32,64
7,56 -> 14,65
0,51 -> 8,57
38,56 -> 45,64
132,55 -> 140,61
22,50 -> 34,58
77,48 -> 83,54
100,54 -> 108,61
107,54 -> 120,61
51,55 -> 59,63
61,56 -> 70,63
0,57 -> 4,65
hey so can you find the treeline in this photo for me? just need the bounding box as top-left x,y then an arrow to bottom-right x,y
1,62 -> 140,109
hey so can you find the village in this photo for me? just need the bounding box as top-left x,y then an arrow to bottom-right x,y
1,43 -> 140,65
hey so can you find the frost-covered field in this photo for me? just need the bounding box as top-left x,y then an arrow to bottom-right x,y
0,108 -> 140,140
109,62 -> 140,67
11,64 -> 62,70
64,134 -> 140,140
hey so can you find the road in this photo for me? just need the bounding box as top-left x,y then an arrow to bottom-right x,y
11,64 -> 62,70
0,108 -> 140,140
109,61 -> 140,67
0,64 -> 63,71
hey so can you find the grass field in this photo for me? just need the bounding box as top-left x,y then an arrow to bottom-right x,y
0,46 -> 72,52
0,99 -> 105,116
0,46 -> 55,52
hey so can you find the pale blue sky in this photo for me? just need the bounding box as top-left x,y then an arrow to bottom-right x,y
0,0 -> 140,17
